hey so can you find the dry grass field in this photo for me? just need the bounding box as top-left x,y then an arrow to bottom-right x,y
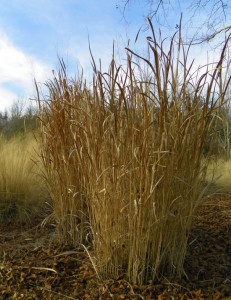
0,134 -> 48,225
207,158 -> 231,193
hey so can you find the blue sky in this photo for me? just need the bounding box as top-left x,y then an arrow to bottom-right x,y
0,0 -> 230,111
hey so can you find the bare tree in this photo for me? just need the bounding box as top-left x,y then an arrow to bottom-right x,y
119,0 -> 231,44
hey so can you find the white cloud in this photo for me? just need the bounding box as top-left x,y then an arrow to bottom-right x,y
0,87 -> 17,111
0,30 -> 52,111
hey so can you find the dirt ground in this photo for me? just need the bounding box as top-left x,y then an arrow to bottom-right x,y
0,194 -> 231,300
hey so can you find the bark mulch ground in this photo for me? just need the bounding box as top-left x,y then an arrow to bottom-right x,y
0,194 -> 231,300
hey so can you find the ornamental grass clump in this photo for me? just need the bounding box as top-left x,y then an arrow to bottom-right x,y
38,19 -> 230,284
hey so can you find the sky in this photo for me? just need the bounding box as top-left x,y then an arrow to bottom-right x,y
0,0 -> 230,112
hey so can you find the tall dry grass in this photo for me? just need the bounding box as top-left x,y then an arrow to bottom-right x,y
37,67 -> 90,245
37,19 -> 230,284
0,133 -> 48,224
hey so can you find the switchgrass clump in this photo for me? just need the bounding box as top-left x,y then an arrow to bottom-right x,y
38,19 -> 230,284
0,134 -> 48,224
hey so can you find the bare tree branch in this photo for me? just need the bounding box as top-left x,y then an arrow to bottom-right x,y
120,0 -> 230,44
190,26 -> 231,45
